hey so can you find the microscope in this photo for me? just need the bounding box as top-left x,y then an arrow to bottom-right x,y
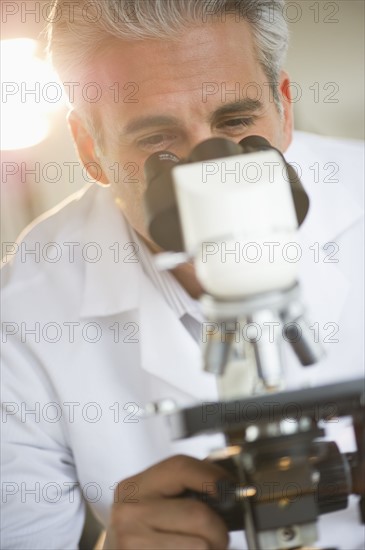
143,136 -> 365,550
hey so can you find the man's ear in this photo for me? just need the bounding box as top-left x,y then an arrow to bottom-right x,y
67,110 -> 109,185
278,70 -> 294,152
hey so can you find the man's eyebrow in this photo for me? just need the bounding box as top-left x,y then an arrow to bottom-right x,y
210,99 -> 263,122
119,99 -> 263,137
121,115 -> 181,137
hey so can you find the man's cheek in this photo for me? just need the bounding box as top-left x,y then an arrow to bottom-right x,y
105,160 -> 142,188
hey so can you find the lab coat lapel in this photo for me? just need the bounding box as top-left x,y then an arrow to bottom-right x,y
75,186 -> 216,399
138,273 -> 218,400
79,186 -> 141,318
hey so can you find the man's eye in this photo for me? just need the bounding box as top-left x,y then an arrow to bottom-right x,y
137,134 -> 177,150
217,117 -> 254,130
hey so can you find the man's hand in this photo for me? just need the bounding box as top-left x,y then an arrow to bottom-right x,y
103,455 -> 230,550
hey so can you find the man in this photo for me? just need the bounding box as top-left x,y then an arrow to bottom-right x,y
1,1 -> 363,549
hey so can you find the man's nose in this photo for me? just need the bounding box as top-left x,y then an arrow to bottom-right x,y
181,126 -> 217,158
181,127 -> 240,159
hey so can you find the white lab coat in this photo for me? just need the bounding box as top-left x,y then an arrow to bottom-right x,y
1,132 -> 364,549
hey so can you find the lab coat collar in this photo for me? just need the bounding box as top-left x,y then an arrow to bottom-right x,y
79,185 -> 142,318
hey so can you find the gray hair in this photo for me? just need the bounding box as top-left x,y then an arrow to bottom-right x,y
47,0 -> 289,133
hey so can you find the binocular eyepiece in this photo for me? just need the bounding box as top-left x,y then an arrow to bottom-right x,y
144,136 -> 309,252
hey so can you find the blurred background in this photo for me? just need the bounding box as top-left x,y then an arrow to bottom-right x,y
1,0 -> 364,249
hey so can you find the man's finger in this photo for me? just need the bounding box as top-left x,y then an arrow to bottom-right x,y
116,455 -> 230,500
111,497 -> 229,550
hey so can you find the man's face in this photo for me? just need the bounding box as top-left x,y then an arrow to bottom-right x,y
71,18 -> 293,249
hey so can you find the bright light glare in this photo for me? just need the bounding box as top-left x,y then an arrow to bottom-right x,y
1,38 -> 65,151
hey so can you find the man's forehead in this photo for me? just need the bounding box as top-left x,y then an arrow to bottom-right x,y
80,19 -> 268,139
94,18 -> 257,86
